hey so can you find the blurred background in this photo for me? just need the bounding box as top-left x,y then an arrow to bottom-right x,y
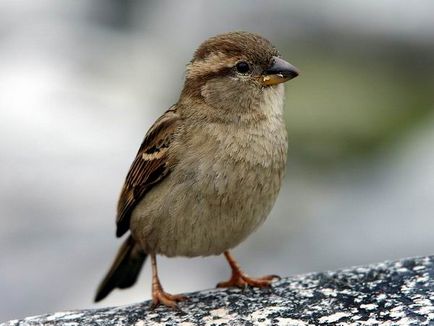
1,0 -> 433,321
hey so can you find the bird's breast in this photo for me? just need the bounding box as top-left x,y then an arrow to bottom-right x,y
161,111 -> 288,256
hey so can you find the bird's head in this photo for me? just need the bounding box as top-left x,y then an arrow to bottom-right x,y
181,31 -> 299,113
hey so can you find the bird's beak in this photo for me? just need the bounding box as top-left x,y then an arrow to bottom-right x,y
262,56 -> 299,86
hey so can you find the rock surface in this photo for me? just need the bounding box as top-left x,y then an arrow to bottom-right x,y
3,256 -> 434,325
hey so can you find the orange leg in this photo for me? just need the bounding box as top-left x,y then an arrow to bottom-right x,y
217,251 -> 279,288
150,254 -> 187,309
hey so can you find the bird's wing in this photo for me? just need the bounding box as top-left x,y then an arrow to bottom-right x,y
116,105 -> 180,237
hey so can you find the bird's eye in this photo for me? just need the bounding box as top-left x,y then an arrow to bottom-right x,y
235,61 -> 250,74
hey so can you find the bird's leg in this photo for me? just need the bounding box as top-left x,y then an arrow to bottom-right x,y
150,254 -> 187,309
217,251 -> 279,288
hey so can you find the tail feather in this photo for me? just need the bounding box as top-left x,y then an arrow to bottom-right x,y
95,235 -> 147,302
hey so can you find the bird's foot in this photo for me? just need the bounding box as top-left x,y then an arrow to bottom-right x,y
151,286 -> 188,309
217,272 -> 280,288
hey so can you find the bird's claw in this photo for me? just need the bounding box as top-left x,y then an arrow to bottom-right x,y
150,288 -> 188,310
217,273 -> 279,288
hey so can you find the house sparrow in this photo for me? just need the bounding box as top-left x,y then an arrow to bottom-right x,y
95,31 -> 299,308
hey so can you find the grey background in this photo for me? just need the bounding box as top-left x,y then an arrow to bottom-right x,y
1,0 -> 433,322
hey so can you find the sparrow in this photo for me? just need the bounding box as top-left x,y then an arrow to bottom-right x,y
95,31 -> 299,308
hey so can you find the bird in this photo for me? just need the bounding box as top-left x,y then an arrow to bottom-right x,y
94,31 -> 299,308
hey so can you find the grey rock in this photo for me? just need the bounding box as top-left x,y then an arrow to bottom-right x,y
3,256 -> 434,325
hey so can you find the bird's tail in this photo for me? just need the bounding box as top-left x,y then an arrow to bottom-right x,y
95,235 -> 147,302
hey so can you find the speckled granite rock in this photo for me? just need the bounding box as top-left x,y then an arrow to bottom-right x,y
3,256 -> 434,326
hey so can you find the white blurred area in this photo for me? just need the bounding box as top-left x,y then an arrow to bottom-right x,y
1,0 -> 434,321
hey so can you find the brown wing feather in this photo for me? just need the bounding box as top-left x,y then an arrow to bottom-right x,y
116,106 -> 180,237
